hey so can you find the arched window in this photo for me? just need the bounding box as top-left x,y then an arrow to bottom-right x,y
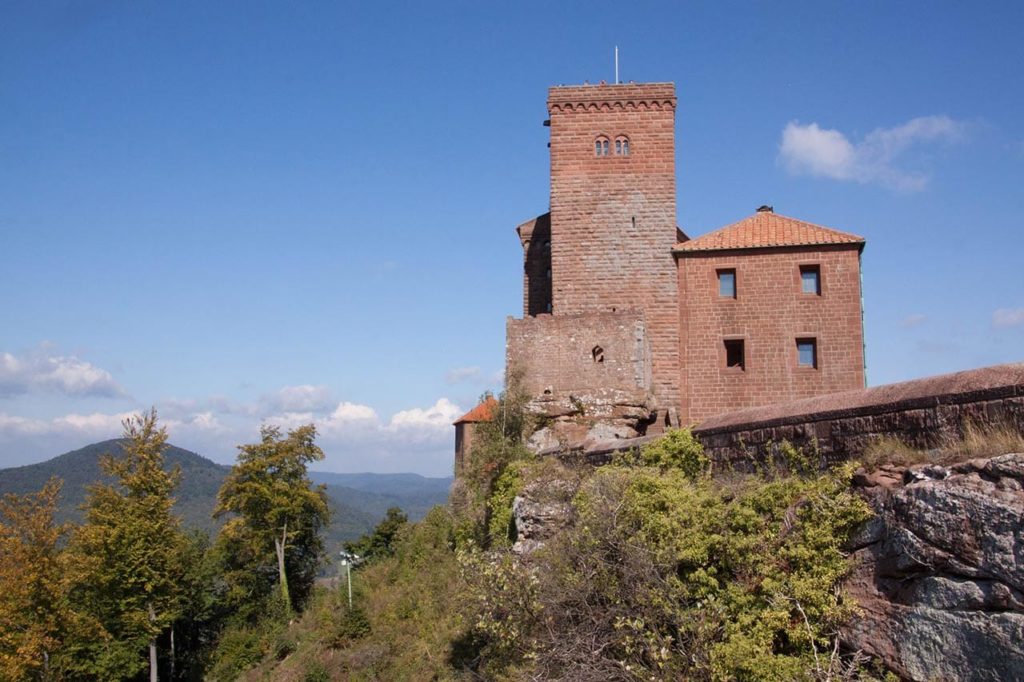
594,136 -> 610,157
615,135 -> 630,156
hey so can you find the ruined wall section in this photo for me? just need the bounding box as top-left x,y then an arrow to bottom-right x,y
547,83 -> 679,408
506,310 -> 650,400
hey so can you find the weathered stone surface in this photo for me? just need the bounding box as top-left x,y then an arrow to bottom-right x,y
511,479 -> 575,555
584,421 -> 640,444
842,453 -> 1024,681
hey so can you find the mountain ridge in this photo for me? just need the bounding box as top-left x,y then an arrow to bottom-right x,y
0,439 -> 453,547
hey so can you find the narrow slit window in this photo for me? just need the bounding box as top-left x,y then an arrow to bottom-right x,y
800,265 -> 821,295
797,338 -> 818,368
718,269 -> 736,298
724,339 -> 745,370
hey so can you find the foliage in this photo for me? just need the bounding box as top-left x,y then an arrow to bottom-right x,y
459,433 -> 875,680
215,424 -> 331,618
344,506 -> 409,561
627,426 -> 710,478
450,372 -> 537,550
861,419 -> 1024,470
227,506 -> 466,682
486,460 -> 527,548
63,409 -> 188,681
0,477 -> 78,680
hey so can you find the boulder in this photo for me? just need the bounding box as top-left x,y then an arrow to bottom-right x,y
842,453 -> 1024,681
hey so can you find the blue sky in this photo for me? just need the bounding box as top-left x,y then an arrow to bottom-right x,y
2,1 -> 1022,474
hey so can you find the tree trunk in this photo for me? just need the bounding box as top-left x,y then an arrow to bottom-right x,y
274,520 -> 290,612
148,602 -> 158,682
170,625 -> 175,681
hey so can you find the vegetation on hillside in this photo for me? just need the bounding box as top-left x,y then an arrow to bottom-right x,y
225,383 -> 895,682
0,411 -> 339,681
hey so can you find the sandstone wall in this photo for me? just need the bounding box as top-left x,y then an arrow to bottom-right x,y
506,310 -> 650,398
678,244 -> 865,423
693,363 -> 1024,467
547,83 -> 679,407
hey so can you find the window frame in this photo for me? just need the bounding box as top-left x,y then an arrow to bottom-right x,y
717,268 -> 737,299
723,338 -> 746,371
796,337 -> 818,369
799,264 -> 822,295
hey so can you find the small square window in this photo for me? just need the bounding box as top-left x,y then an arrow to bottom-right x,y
724,339 -> 745,370
800,265 -> 821,295
797,338 -> 817,368
718,269 -> 736,298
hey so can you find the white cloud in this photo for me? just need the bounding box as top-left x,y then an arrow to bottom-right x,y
900,314 -> 928,328
445,366 -> 482,384
387,398 -> 462,432
0,345 -> 127,399
0,410 -> 136,439
993,308 -> 1024,329
778,116 -> 965,191
264,385 -> 335,412
0,389 -> 464,475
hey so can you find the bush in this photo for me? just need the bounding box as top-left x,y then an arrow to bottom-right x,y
460,449 -> 874,680
635,427 -> 710,478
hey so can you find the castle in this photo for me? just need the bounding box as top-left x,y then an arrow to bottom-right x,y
456,81 -> 866,466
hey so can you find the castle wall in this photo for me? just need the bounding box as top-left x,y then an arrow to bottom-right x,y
518,213 -> 552,316
506,311 -> 650,397
692,363 -> 1024,468
546,83 -> 679,407
678,244 -> 865,423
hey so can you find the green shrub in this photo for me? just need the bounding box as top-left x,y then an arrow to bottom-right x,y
636,427 -> 710,478
467,454 -> 874,680
302,659 -> 330,682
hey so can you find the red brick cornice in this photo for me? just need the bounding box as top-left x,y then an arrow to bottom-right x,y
547,82 -> 677,114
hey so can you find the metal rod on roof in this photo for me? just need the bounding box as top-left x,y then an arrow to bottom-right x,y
615,46 -> 619,84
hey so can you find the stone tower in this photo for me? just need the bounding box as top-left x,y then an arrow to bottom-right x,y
546,82 -> 680,407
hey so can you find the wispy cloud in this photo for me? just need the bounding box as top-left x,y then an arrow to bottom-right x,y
900,314 -> 928,329
444,366 -> 503,386
0,344 -> 127,399
778,116 -> 965,191
993,308 -> 1024,329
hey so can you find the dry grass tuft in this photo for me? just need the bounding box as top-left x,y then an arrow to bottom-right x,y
859,421 -> 1024,470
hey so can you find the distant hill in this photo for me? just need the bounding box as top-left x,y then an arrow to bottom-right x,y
0,440 -> 453,549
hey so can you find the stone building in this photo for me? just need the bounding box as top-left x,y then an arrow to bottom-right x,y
461,80 -> 866,456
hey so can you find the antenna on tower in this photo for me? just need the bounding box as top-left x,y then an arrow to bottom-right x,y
614,46 -> 619,84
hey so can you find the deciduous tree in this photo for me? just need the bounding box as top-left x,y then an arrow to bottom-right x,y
65,409 -> 185,681
0,477 -> 72,680
214,424 -> 330,617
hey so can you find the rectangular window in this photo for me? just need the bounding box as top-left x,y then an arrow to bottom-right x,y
797,338 -> 817,368
800,265 -> 821,295
724,339 -> 745,370
718,269 -> 736,298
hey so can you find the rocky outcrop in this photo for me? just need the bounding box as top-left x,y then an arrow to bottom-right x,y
842,453 -> 1024,681
511,479 -> 575,556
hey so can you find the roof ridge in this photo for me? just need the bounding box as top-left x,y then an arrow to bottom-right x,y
674,211 -> 864,253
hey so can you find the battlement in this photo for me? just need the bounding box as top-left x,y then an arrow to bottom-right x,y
547,82 -> 677,113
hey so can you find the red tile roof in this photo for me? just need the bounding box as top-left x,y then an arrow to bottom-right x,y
674,211 -> 864,253
453,396 -> 498,425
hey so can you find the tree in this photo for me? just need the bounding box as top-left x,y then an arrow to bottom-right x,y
0,477 -> 73,680
214,424 -> 330,617
344,507 -> 409,561
65,409 -> 185,681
